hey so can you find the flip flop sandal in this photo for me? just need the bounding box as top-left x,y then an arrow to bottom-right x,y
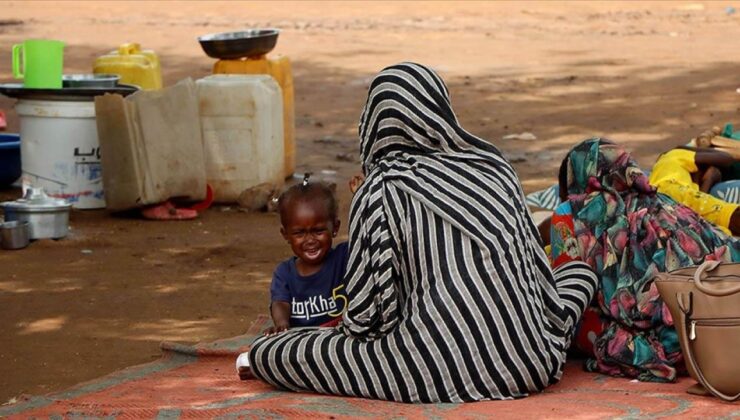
141,201 -> 198,220
189,184 -> 214,212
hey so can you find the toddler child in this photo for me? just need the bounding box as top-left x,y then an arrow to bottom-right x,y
237,176 -> 351,380
266,178 -> 349,334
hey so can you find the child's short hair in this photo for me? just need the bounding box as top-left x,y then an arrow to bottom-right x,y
278,175 -> 338,225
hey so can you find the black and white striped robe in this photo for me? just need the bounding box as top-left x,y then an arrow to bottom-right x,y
247,62 -> 597,403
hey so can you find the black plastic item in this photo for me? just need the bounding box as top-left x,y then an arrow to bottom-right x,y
0,83 -> 139,101
198,29 -> 279,59
0,133 -> 20,187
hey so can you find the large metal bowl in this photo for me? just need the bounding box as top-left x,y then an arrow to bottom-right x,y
198,29 -> 279,59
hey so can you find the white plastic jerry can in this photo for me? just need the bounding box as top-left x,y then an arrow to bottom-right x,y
195,74 -> 284,202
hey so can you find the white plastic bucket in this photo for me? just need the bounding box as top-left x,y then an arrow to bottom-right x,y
196,74 -> 284,202
15,99 -> 105,209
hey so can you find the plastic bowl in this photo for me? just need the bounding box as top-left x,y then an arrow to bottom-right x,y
198,29 -> 279,59
0,133 -> 21,187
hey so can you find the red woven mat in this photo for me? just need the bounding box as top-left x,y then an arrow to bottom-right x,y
2,315 -> 738,419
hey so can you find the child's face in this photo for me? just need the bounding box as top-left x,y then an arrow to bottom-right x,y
280,199 -> 340,268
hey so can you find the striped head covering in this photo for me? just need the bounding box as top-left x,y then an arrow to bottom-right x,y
359,62 -> 506,173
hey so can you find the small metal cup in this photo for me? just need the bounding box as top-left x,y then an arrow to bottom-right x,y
1,220 -> 30,250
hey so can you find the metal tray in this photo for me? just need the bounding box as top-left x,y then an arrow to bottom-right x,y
0,83 -> 139,101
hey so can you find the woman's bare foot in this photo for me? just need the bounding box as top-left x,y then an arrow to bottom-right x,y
238,366 -> 256,380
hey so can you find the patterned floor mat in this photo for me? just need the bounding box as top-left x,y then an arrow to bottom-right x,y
2,315 -> 738,419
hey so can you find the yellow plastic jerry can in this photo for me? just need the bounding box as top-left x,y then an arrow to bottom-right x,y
213,55 -> 295,178
94,43 -> 163,90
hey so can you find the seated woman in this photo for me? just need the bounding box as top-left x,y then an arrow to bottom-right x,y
244,63 -> 598,403
552,138 -> 740,382
649,146 -> 740,235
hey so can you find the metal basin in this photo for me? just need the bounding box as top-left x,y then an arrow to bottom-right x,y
198,29 -> 279,59
63,74 -> 120,88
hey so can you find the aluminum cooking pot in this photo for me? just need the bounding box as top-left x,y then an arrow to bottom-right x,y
0,187 -> 71,239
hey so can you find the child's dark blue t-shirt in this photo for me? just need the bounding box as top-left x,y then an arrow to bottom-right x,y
270,242 -> 349,327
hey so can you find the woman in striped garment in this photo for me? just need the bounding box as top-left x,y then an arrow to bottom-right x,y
247,62 -> 598,403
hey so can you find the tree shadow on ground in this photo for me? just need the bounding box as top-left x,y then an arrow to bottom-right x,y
1,37 -> 740,401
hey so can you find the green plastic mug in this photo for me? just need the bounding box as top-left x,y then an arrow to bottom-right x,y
12,39 -> 65,89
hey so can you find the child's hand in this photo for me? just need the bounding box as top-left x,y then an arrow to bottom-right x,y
349,174 -> 365,194
268,301 -> 290,336
699,165 -> 722,193
731,208 -> 740,236
263,322 -> 289,336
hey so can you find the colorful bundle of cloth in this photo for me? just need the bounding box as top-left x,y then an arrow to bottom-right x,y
552,138 -> 740,382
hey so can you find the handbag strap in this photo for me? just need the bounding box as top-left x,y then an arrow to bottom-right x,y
678,292 -> 740,402
693,260 -> 740,297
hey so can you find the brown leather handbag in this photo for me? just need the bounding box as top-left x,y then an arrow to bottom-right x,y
655,260 -> 740,402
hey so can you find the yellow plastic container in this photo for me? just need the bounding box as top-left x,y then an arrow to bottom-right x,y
93,43 -> 163,90
213,55 -> 295,178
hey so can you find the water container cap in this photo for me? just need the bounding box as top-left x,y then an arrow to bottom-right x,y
118,43 -> 141,55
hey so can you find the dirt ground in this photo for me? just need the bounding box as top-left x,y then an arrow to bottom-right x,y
1,0 -> 740,403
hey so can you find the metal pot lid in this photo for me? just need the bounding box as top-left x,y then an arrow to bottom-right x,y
0,187 -> 71,212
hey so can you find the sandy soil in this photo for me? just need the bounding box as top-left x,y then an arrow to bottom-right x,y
1,0 -> 740,403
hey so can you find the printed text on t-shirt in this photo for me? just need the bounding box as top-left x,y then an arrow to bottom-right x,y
290,285 -> 346,321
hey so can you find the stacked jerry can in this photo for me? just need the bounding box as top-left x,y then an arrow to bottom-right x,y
93,43 -> 163,90
196,75 -> 284,202
212,55 -> 295,179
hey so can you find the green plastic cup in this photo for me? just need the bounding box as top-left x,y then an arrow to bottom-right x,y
12,39 -> 65,89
